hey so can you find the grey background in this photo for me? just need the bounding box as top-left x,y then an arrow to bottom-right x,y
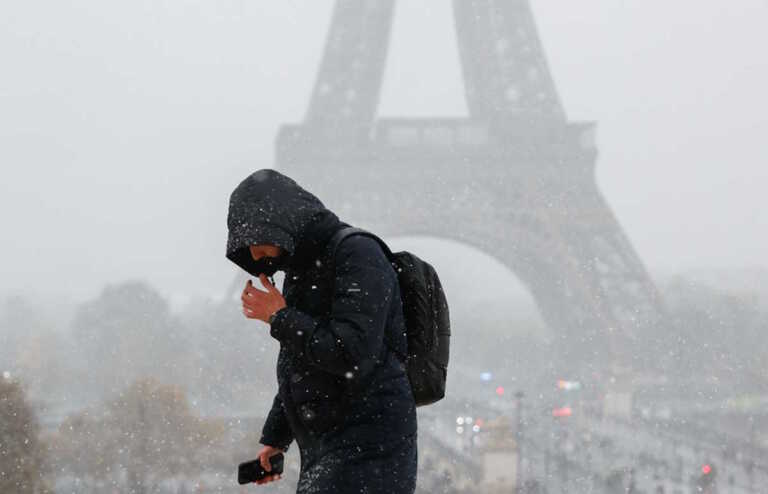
1,0 -> 766,307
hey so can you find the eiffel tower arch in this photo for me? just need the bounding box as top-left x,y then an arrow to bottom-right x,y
273,0 -> 666,371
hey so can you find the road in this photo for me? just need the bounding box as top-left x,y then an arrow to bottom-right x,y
415,365 -> 768,493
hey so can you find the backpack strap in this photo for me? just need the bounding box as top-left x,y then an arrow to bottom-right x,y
325,226 -> 403,361
325,227 -> 393,261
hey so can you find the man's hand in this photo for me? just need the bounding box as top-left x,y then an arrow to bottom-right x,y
241,274 -> 287,323
254,444 -> 284,485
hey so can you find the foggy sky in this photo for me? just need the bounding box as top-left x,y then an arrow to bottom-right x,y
1,0 -> 766,306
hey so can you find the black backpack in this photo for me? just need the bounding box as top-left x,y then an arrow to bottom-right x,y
327,227 -> 450,407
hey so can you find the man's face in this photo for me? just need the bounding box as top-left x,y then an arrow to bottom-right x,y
249,244 -> 283,262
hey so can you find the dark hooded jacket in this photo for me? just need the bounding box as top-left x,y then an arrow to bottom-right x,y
226,170 -> 417,484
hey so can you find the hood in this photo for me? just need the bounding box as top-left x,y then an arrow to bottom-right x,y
226,169 -> 344,275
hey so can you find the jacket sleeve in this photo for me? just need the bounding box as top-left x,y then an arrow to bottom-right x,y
269,236 -> 395,381
259,393 -> 294,450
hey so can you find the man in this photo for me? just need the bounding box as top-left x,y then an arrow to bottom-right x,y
226,169 -> 417,493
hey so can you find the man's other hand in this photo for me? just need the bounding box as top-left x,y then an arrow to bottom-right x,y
254,444 -> 284,485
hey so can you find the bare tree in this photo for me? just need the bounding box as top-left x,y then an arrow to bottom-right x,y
53,378 -> 227,493
70,281 -> 192,399
0,377 -> 48,493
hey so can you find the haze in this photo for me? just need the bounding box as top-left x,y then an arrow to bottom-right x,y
3,2 -> 768,493
1,0 -> 766,305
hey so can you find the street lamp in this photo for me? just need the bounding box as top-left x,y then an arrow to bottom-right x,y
515,391 -> 524,488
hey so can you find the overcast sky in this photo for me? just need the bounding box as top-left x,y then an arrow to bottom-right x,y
1,0 -> 766,307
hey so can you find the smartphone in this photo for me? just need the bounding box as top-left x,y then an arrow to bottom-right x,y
237,454 -> 284,484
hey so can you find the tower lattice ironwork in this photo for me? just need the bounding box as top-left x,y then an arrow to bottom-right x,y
273,0 -> 666,371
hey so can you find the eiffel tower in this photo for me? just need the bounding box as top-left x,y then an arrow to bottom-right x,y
273,0 -> 666,372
